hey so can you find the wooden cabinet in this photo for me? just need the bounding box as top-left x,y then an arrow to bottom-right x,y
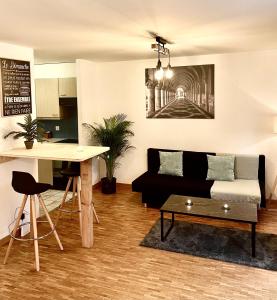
38,160 -> 53,185
35,78 -> 60,119
58,78 -> 77,98
35,77 -> 77,119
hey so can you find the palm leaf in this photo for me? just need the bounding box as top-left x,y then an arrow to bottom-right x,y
82,113 -> 134,180
4,114 -> 45,142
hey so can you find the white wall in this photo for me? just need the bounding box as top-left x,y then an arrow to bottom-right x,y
77,50 -> 277,196
76,60 -> 101,184
0,42 -> 36,239
33,62 -> 76,78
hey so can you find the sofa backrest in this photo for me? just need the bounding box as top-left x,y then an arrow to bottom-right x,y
147,148 -> 265,182
147,148 -> 216,180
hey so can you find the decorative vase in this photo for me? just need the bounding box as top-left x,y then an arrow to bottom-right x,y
24,140 -> 34,149
101,177 -> 116,194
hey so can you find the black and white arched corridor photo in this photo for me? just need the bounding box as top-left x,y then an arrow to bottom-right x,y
145,64 -> 215,119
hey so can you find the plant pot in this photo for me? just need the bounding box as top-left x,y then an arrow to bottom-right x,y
101,177 -> 116,194
24,140 -> 34,149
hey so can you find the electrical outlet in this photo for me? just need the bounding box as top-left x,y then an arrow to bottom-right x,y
55,125 -> 60,131
21,215 -> 29,237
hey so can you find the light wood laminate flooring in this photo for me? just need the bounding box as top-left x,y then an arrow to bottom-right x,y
0,185 -> 277,300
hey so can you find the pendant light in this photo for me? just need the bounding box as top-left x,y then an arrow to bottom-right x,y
154,48 -> 164,81
165,50 -> 174,79
152,35 -> 174,81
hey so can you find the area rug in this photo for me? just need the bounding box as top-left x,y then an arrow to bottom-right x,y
140,219 -> 277,271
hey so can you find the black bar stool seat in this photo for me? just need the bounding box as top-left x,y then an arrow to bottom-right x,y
60,162 -> 78,177
4,171 -> 63,272
12,171 -> 52,195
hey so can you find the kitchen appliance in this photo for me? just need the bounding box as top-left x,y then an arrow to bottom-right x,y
43,131 -> 53,139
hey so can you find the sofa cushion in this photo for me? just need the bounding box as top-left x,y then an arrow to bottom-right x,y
132,171 -> 214,198
147,148 -> 215,179
148,148 -> 181,174
235,154 -> 259,180
158,151 -> 183,176
211,179 -> 261,205
207,155 -> 235,181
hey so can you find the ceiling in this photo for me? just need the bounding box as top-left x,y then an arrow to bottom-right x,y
1,0 -> 277,63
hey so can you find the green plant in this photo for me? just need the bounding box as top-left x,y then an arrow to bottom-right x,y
4,114 -> 44,142
83,113 -> 134,181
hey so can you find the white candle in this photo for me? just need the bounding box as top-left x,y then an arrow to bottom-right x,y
223,203 -> 229,209
187,199 -> 192,206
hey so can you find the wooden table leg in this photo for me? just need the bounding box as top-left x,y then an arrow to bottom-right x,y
80,158 -> 93,248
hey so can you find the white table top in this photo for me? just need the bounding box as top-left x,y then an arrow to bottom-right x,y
0,143 -> 109,162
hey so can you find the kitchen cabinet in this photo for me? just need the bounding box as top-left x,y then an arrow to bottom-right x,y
38,159 -> 53,185
58,78 -> 77,97
35,77 -> 76,119
35,78 -> 60,119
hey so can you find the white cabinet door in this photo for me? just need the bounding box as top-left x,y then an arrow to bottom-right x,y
58,78 -> 77,98
35,78 -> 60,119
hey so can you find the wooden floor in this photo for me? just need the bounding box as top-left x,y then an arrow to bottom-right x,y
0,186 -> 277,300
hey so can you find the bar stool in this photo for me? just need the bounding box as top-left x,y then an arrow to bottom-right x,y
4,171 -> 63,272
56,162 -> 99,236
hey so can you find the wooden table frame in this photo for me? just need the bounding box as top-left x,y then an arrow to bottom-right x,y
0,143 -> 109,248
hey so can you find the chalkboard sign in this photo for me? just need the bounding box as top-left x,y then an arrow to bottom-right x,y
0,58 -> 32,116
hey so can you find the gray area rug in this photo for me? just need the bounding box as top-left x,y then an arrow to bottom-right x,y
140,219 -> 277,271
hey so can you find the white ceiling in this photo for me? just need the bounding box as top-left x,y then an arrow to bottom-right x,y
1,0 -> 277,63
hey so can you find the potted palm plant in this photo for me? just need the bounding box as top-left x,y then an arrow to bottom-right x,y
83,113 -> 134,194
4,114 -> 44,149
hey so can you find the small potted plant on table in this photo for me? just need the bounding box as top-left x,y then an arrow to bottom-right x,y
83,113 -> 134,194
4,114 -> 44,149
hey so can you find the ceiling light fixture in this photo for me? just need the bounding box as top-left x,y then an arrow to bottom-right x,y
154,48 -> 164,81
152,36 -> 174,81
165,50 -> 173,79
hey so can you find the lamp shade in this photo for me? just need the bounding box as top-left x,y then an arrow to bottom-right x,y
274,116 -> 277,133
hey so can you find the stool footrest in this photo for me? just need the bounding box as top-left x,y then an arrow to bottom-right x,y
10,221 -> 56,242
58,207 -> 80,213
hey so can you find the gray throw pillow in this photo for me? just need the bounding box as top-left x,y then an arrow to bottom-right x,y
207,155 -> 235,181
158,151 -> 183,176
235,154 -> 259,180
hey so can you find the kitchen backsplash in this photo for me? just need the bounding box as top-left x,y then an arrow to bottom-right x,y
39,114 -> 78,139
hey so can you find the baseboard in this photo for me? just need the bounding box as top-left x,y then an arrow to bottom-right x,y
117,183 -> 131,188
93,182 -> 131,190
93,182 -> 101,189
0,235 -> 10,247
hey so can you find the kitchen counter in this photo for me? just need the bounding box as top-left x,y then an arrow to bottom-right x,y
0,143 -> 107,162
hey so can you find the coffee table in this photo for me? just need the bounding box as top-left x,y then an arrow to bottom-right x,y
160,195 -> 258,257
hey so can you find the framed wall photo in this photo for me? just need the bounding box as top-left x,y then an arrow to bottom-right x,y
0,58 -> 32,116
145,64 -> 214,119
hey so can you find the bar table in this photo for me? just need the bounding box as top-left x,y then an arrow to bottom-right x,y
0,143 -> 109,248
